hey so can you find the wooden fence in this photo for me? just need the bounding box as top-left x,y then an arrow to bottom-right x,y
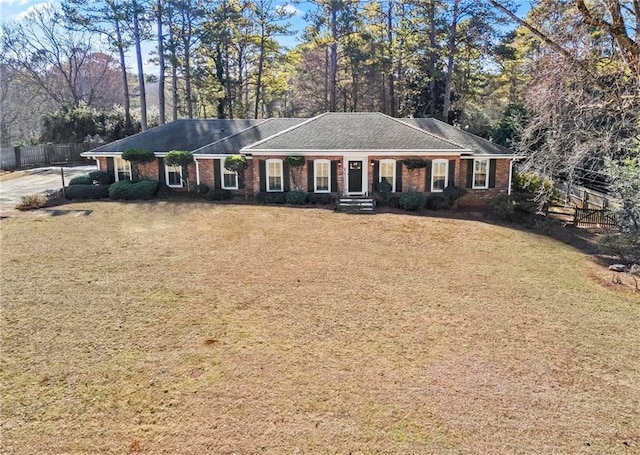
573,208 -> 619,229
0,143 -> 99,170
555,181 -> 619,211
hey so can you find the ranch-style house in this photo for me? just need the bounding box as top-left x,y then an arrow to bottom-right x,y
82,112 -> 519,208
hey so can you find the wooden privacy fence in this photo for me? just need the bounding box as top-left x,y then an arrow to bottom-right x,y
555,181 -> 620,211
0,143 -> 99,170
573,208 -> 619,229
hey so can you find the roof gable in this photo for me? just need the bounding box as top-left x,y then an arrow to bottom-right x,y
242,112 -> 468,152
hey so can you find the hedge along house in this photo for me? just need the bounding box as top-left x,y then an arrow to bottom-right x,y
82,112 -> 519,208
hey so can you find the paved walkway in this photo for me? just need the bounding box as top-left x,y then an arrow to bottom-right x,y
0,165 -> 97,214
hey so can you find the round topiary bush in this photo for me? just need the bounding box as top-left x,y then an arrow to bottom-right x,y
399,191 -> 425,211
108,180 -> 158,200
285,190 -> 308,205
88,170 -> 111,185
68,175 -> 94,186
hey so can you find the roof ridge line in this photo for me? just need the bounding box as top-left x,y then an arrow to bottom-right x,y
241,113 -> 329,151
383,113 -> 471,151
191,119 -> 272,153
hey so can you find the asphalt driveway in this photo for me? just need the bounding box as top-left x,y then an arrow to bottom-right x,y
0,165 -> 97,213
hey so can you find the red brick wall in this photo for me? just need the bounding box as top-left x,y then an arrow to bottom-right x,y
368,155 -> 464,193
138,159 -> 159,180
458,159 -> 512,209
250,156 -> 344,194
197,159 -> 215,187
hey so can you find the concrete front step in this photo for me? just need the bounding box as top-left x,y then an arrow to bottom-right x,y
336,197 -> 376,214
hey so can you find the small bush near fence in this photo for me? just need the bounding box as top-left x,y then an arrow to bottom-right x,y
486,194 -> 538,224
65,184 -> 109,200
285,191 -> 308,205
109,180 -> 158,200
89,171 -> 111,185
399,191 -> 425,211
68,176 -> 94,186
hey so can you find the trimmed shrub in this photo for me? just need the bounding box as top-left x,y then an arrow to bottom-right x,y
16,194 -> 48,210
255,192 -> 286,204
388,196 -> 401,208
308,193 -> 334,205
195,183 -> 210,195
89,170 -> 111,185
285,190 -> 308,205
65,184 -> 109,200
425,194 -> 450,210
206,188 -> 232,201
486,194 -> 536,224
403,159 -> 429,169
376,179 -> 393,199
68,175 -> 94,186
443,185 -> 467,205
108,180 -> 158,200
399,191 -> 425,211
598,233 -> 640,263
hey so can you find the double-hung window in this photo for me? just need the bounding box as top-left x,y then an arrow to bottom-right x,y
115,157 -> 131,182
314,160 -> 330,192
266,159 -> 283,192
222,165 -> 238,190
166,164 -> 183,187
431,159 -> 448,192
379,159 -> 396,192
473,159 -> 489,189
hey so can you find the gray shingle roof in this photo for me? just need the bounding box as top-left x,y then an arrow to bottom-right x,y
404,118 -> 514,156
193,118 -> 306,155
87,119 -> 261,154
242,112 -> 468,152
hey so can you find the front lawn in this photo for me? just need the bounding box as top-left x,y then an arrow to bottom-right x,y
1,202 -> 638,454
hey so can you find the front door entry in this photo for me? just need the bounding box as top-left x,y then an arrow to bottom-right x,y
348,161 -> 363,194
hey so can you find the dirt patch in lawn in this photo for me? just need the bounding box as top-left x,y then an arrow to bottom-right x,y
1,202 -> 639,454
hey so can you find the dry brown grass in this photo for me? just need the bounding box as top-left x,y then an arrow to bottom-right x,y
1,201 -> 639,454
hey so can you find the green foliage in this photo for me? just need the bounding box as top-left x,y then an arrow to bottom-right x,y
16,194 -> 48,210
443,185 -> 467,205
40,106 -> 140,143
88,171 -> 111,185
195,183 -> 210,195
491,103 -> 526,147
399,191 -> 425,211
308,193 -> 334,205
388,196 -> 401,208
285,190 -> 308,205
255,192 -> 286,204
65,184 -> 109,200
514,172 -> 557,200
403,159 -> 429,170
376,179 -> 393,199
285,155 -> 305,168
206,189 -> 232,201
68,175 -> 94,186
122,148 -> 155,163
108,180 -> 158,200
486,194 -> 537,224
425,194 -> 450,210
598,233 -> 640,264
224,155 -> 248,173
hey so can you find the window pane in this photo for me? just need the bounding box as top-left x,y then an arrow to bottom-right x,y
167,165 -> 181,186
315,162 -> 329,191
432,162 -> 447,191
474,160 -> 488,187
380,161 -> 394,183
223,167 -> 237,188
268,161 -> 282,191
116,158 -> 131,181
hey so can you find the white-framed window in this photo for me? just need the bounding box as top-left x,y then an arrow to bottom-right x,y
115,156 -> 131,182
314,159 -> 330,192
166,164 -> 183,188
221,165 -> 238,190
473,159 -> 489,189
431,159 -> 448,192
379,159 -> 396,192
266,159 -> 283,192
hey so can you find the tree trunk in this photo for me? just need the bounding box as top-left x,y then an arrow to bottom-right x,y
442,0 -> 459,123
114,20 -> 131,126
132,4 -> 147,130
329,5 -> 338,112
254,27 -> 266,119
387,0 -> 395,117
156,0 -> 166,124
428,0 -> 437,117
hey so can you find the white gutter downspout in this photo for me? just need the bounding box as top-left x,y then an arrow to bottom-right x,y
195,159 -> 201,186
508,159 -> 514,196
